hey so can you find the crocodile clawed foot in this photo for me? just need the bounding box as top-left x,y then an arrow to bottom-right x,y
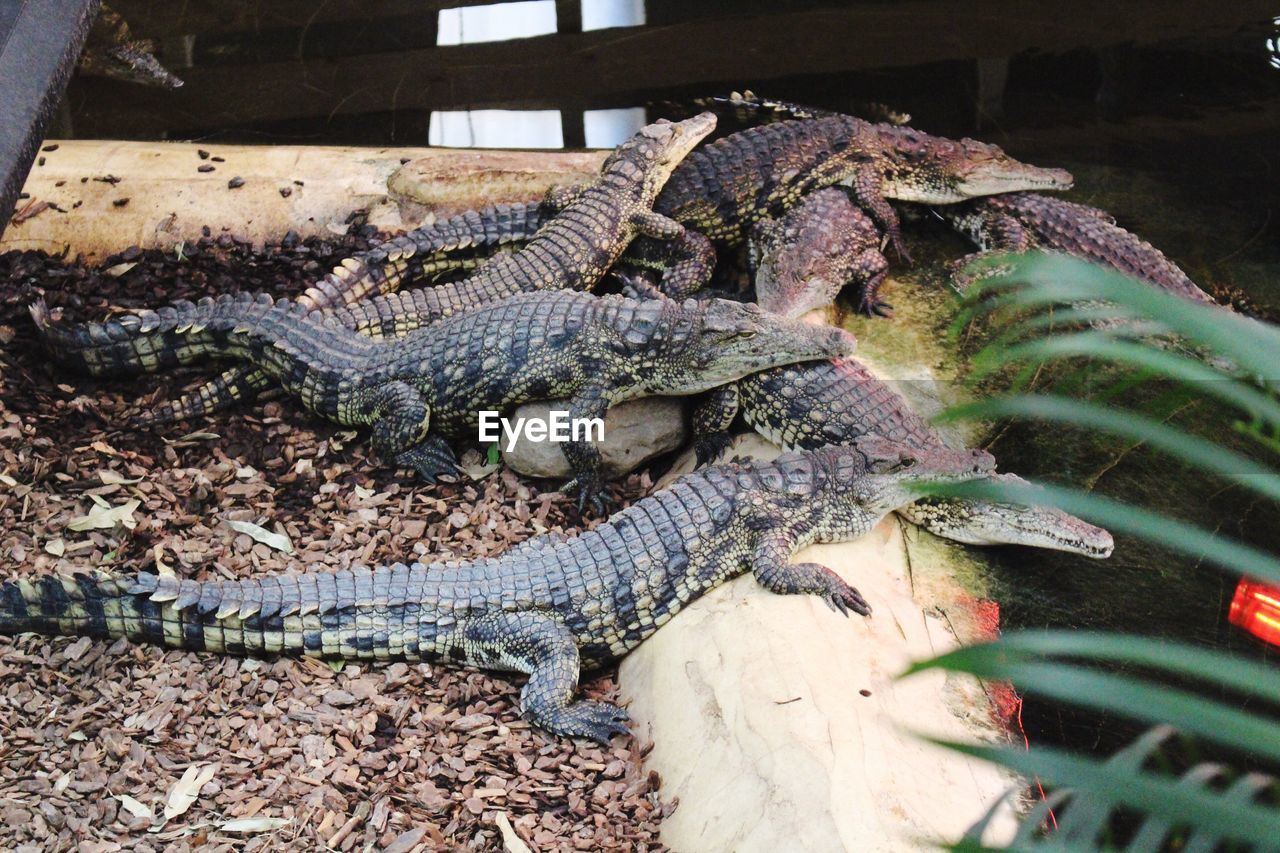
803,562 -> 872,618
561,476 -> 614,517
396,442 -> 459,484
546,700 -> 632,745
615,271 -> 667,301
858,297 -> 894,318
694,432 -> 734,467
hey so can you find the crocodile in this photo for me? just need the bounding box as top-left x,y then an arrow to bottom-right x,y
33,290 -> 855,512
939,192 -> 1219,306
79,4 -> 184,89
153,108 -> 1071,422
750,187 -> 890,318
693,358 -> 1114,558
0,439 -> 995,743
132,113 -> 714,427
630,113 -> 1074,297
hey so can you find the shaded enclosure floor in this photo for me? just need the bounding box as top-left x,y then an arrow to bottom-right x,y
0,237 -> 668,851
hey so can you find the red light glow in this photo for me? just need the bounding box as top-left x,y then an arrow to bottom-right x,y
1229,579 -> 1280,647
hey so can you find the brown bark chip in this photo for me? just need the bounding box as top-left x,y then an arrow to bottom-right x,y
0,234 -> 672,850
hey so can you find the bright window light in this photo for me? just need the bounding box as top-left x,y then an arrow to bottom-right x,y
429,110 -> 565,148
584,108 -> 646,148
437,0 -> 557,45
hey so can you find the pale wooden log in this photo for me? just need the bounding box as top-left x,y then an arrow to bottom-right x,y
3,140 -> 602,263
619,434 -> 1018,851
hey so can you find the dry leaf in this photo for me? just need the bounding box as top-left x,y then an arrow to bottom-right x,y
67,498 -> 141,531
219,816 -> 289,833
354,484 -> 374,500
116,794 -> 155,821
163,762 -> 219,822
103,261 -> 138,277
495,812 -> 533,853
44,538 -> 65,556
0,473 -> 17,487
224,519 -> 293,554
99,469 -> 142,485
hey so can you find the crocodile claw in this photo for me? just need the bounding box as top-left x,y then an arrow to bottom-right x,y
858,297 -> 894,318
396,440 -> 459,483
803,562 -> 872,617
694,431 -> 734,467
561,474 -> 614,517
548,700 -> 632,745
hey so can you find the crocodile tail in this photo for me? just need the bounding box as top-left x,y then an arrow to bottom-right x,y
129,365 -> 275,427
2,566 -> 440,661
29,292 -> 278,377
0,572 -> 187,648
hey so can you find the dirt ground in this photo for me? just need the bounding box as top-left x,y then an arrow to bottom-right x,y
0,229 -> 670,851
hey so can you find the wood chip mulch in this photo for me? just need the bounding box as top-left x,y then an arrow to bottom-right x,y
0,227 -> 672,851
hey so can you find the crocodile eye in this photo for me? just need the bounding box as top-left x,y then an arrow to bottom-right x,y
898,457 -> 917,469
737,330 -> 758,340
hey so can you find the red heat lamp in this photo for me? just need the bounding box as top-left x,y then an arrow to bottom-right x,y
1229,579 -> 1280,648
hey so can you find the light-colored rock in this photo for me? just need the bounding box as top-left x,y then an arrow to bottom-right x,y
500,397 -> 686,479
620,435 -> 1018,851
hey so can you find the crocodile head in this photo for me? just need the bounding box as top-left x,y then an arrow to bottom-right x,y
898,474 -> 1114,558
875,127 -> 1073,203
600,112 -> 718,204
642,298 -> 855,395
752,189 -> 885,319
842,436 -> 999,516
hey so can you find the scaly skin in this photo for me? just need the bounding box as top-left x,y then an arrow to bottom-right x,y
0,439 -> 995,743
693,359 -> 1114,558
156,107 -> 1070,420
633,114 -> 1074,297
136,114 -> 714,427
941,192 -> 1218,306
33,290 -> 855,512
750,187 -> 890,318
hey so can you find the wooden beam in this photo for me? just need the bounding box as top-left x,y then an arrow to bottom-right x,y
71,1 -> 1279,139
0,0 -> 100,237
110,0 -> 529,38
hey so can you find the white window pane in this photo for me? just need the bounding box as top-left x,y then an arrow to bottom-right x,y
429,110 -> 565,148
584,107 -> 646,148
437,0 -> 558,46
581,0 -> 645,31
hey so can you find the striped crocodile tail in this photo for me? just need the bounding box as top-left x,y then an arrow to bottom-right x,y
2,567 -> 439,660
30,293 -> 280,377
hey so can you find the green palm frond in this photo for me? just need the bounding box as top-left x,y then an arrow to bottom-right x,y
907,252 -> 1280,848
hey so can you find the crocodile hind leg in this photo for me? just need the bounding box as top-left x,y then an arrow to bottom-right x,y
462,611 -> 630,744
750,524 -> 871,616
363,381 -> 452,480
130,365 -> 272,427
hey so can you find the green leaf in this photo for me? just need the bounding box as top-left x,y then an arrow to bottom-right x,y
486,441 -> 501,466
935,395 -> 1280,501
907,632 -> 1280,704
928,739 -> 1280,845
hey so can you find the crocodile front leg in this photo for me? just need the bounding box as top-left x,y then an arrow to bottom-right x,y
691,383 -> 740,466
559,382 -> 615,516
750,521 -> 871,616
852,248 -> 893,318
847,162 -> 909,262
463,610 -> 630,744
